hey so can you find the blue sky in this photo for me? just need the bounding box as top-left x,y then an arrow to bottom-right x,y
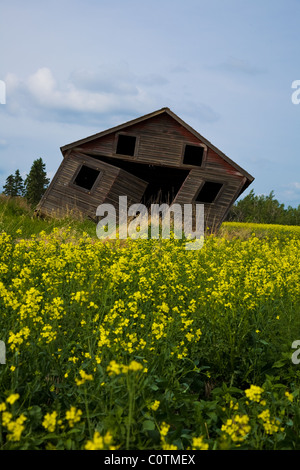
1,0 -> 300,207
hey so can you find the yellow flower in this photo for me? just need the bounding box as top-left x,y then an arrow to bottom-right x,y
65,406 -> 82,427
185,332 -> 194,342
162,442 -> 178,450
106,360 -> 144,376
85,432 -> 104,450
0,402 -> 6,412
75,369 -> 93,386
195,328 -> 202,339
285,391 -> 293,402
39,324 -> 57,344
42,411 -> 58,432
159,422 -> 170,437
6,414 -> 27,441
128,360 -> 143,372
103,431 -> 113,445
221,414 -> 251,442
85,431 -> 115,450
244,385 -> 264,403
191,436 -> 209,450
106,360 -> 122,376
258,409 -> 284,435
8,327 -> 30,351
150,400 -> 160,411
6,393 -> 20,405
2,411 -> 13,426
229,400 -> 239,410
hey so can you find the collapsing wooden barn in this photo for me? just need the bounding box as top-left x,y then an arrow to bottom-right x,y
36,107 -> 254,230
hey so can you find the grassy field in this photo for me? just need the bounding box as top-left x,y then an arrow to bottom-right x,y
0,196 -> 300,450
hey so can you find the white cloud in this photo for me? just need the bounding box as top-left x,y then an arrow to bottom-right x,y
4,67 -> 164,122
3,66 -> 219,128
25,67 -> 135,113
4,73 -> 21,93
27,67 -> 57,103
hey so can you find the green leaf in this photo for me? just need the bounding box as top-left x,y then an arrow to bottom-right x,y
272,359 -> 288,368
142,420 -> 155,431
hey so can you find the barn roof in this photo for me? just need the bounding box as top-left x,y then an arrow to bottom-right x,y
60,107 -> 254,189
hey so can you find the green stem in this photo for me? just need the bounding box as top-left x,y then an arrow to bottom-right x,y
84,388 -> 92,439
126,374 -> 134,450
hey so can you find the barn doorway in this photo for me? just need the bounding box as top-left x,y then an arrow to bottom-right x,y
89,155 -> 189,207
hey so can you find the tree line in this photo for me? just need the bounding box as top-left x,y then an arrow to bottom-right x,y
2,158 -> 50,206
226,189 -> 300,225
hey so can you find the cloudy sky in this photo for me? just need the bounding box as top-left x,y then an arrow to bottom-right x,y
1,0 -> 300,207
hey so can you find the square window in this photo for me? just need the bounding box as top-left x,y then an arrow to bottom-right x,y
73,165 -> 100,191
183,145 -> 204,166
116,134 -> 136,156
195,181 -> 223,203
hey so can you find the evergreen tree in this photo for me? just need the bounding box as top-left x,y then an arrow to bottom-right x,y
24,158 -> 50,206
14,169 -> 25,197
3,170 -> 25,197
3,174 -> 17,197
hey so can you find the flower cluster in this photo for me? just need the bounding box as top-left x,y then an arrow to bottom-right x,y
75,370 -> 93,386
257,409 -> 282,434
106,360 -> 145,376
85,431 -> 116,450
42,411 -> 58,433
0,394 -> 26,441
221,414 -> 251,443
245,385 -> 264,403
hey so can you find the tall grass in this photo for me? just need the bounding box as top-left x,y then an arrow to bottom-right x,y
0,195 -> 97,240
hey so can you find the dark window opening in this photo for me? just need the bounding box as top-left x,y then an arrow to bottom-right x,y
88,155 -> 189,207
183,145 -> 204,166
141,166 -> 189,206
195,181 -> 223,203
116,134 -> 136,156
74,165 -> 100,191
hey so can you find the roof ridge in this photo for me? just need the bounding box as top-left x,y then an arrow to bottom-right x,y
60,107 -> 254,183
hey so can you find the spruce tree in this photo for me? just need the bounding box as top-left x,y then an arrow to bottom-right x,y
3,174 -> 17,197
24,158 -> 50,206
3,170 -> 25,197
14,169 -> 25,197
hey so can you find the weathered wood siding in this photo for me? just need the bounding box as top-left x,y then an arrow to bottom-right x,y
104,170 -> 148,208
37,109 -> 253,231
37,151 -> 148,219
75,113 -> 242,176
37,152 -> 118,218
174,169 -> 246,229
